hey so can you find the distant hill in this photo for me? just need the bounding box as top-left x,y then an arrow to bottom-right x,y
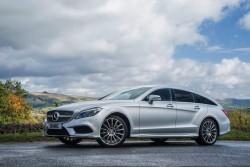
25,92 -> 96,109
217,98 -> 250,111
25,92 -> 250,112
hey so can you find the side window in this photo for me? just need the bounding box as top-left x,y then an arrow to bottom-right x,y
193,93 -> 203,104
145,89 -> 171,101
193,93 -> 217,106
173,89 -> 194,103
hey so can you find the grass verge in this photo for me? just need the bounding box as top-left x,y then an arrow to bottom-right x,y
0,129 -> 249,143
0,132 -> 55,143
218,129 -> 250,141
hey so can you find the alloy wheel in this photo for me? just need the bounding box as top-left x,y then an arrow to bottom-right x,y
98,116 -> 128,147
201,120 -> 217,144
195,118 -> 218,145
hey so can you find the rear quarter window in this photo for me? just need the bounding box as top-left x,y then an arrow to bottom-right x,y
200,96 -> 217,106
193,93 -> 217,106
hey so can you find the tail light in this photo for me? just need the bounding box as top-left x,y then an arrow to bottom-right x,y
222,109 -> 228,116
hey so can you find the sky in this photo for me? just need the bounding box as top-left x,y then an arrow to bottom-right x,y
0,0 -> 250,99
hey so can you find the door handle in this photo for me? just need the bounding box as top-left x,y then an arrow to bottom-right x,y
167,104 -> 174,108
194,106 -> 200,109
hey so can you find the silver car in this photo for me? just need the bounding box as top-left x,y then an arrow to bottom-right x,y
44,86 -> 230,147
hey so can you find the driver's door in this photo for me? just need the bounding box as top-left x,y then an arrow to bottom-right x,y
139,88 -> 176,135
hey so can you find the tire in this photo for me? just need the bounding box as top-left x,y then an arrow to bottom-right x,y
58,137 -> 82,145
150,138 -> 168,143
195,118 -> 218,145
96,115 -> 128,147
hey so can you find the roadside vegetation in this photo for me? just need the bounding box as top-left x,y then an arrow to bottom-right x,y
227,110 -> 250,132
218,110 -> 250,140
0,79 -> 31,124
0,132 -> 46,143
0,79 -> 249,142
219,129 -> 250,140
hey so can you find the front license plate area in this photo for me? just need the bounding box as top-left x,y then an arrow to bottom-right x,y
48,123 -> 62,129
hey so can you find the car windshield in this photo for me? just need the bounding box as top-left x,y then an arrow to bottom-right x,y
102,87 -> 152,100
98,92 -> 116,100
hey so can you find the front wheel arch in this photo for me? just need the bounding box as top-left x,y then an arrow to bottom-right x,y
97,115 -> 128,147
102,112 -> 131,138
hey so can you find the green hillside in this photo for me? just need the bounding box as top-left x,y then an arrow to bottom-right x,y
25,91 -> 96,110
25,91 -> 250,112
217,98 -> 250,111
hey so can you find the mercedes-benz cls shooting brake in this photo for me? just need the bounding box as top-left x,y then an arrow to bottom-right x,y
44,86 -> 230,147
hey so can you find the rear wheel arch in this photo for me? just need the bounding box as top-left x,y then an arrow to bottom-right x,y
200,116 -> 220,136
195,117 -> 219,145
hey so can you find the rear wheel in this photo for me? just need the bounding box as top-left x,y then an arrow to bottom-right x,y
96,115 -> 128,147
195,118 -> 218,145
58,137 -> 82,145
150,138 -> 168,143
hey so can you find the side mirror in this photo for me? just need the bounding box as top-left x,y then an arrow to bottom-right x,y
148,95 -> 161,104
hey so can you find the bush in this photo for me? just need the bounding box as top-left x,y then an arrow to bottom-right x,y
227,110 -> 250,132
0,79 -> 31,124
0,123 -> 44,134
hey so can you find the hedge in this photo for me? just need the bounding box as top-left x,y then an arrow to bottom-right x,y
0,123 -> 44,134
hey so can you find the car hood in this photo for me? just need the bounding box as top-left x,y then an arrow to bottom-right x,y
53,100 -> 133,113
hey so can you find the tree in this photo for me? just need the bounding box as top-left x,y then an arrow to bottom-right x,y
3,79 -> 28,97
54,101 -> 60,107
0,79 -> 31,124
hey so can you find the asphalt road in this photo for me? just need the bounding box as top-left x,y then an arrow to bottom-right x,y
0,140 -> 250,167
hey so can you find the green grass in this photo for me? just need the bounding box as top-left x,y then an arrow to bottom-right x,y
0,129 -> 249,143
218,129 -> 250,141
0,132 -> 55,143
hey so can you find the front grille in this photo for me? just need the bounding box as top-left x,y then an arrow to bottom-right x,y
74,126 -> 93,134
47,110 -> 74,123
47,110 -> 73,116
47,127 -> 69,136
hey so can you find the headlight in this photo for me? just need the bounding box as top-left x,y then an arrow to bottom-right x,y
75,107 -> 102,119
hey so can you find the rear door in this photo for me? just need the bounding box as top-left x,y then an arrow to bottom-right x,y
172,89 -> 207,134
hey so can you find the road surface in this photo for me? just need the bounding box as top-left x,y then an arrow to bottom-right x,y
0,140 -> 249,166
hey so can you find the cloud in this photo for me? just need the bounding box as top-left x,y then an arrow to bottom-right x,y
239,11 -> 250,30
206,45 -> 226,52
1,0 -> 249,99
206,45 -> 250,53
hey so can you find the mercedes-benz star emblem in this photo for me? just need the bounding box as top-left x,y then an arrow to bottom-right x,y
52,112 -> 60,122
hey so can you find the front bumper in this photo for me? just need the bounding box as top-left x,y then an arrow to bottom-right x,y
44,116 -> 102,138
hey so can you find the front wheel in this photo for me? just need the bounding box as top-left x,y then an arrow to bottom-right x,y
195,118 -> 218,145
96,115 -> 128,147
58,137 -> 82,145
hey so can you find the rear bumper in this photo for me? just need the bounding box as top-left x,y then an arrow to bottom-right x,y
219,118 -> 230,136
